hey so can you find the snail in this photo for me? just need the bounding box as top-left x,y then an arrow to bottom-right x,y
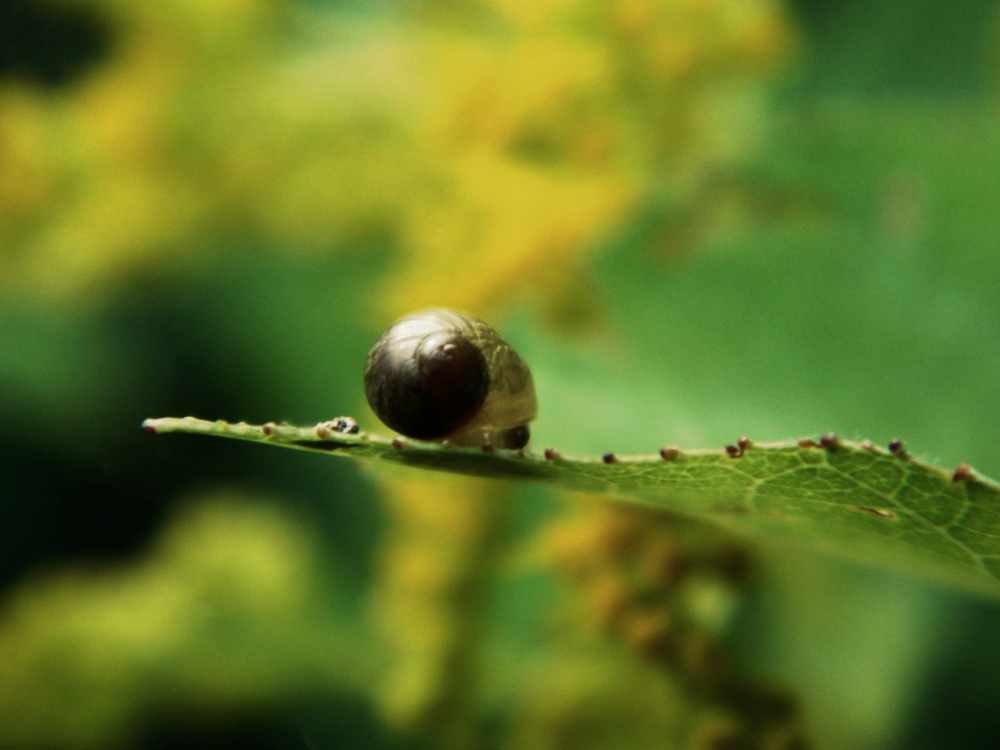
364,309 -> 536,449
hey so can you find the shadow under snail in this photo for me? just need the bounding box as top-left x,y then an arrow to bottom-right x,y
364,309 -> 536,449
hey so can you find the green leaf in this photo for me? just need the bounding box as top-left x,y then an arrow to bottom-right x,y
143,417 -> 1000,596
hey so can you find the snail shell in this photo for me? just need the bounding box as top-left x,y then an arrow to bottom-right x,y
364,309 -> 536,449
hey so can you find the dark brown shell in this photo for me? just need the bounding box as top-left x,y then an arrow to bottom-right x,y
364,309 -> 536,446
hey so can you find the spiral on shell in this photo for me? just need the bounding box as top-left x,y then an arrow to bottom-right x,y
364,309 -> 536,449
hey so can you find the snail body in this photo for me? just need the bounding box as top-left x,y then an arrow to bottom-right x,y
364,309 -> 536,449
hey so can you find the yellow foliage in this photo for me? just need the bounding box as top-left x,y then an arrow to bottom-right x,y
372,472 -> 511,740
380,0 -> 795,323
0,0 -> 794,323
0,494 -> 347,749
0,0 -> 413,306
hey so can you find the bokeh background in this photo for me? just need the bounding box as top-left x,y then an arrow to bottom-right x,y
2,0 -> 1000,748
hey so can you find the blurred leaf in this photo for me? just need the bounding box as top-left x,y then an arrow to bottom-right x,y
0,492 -> 374,749
144,417 -> 1000,596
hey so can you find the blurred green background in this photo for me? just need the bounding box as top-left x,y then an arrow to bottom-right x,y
2,1 -> 1000,748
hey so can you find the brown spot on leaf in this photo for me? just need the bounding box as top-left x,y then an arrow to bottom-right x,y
888,439 -> 907,457
953,463 -> 973,482
602,452 -> 616,464
660,446 -> 679,460
726,436 -> 751,458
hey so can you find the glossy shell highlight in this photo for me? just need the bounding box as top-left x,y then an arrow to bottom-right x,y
364,309 -> 536,448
